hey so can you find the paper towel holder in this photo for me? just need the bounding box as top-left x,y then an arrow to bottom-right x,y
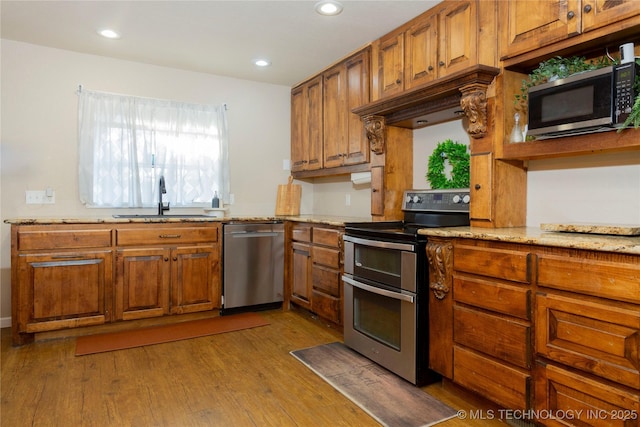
351,172 -> 371,185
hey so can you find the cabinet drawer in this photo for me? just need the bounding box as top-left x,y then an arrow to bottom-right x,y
311,290 -> 341,324
536,292 -> 640,390
537,253 -> 640,304
312,245 -> 340,268
454,275 -> 530,320
454,244 -> 531,283
312,265 -> 340,297
292,224 -> 311,242
18,229 -> 112,250
454,346 -> 531,410
312,227 -> 341,247
454,305 -> 531,369
535,362 -> 640,427
116,226 -> 218,246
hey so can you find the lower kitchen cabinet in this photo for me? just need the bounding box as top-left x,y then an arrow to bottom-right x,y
426,236 -> 640,426
287,223 -> 344,325
11,224 -> 114,345
10,222 -> 221,345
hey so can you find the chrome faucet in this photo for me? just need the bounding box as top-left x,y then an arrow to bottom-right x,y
158,175 -> 170,215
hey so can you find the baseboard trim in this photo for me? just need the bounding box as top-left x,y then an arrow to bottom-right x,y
1,317 -> 11,329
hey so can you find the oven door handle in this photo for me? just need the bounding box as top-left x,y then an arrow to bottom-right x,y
343,235 -> 415,252
342,275 -> 415,303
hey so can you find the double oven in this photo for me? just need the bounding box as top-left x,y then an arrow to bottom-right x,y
342,189 -> 470,386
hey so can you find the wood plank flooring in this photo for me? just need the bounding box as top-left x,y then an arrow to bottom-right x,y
1,308 -> 506,426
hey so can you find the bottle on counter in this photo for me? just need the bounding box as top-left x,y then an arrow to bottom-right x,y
212,191 -> 220,208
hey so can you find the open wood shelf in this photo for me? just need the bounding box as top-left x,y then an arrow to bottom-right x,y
500,127 -> 640,161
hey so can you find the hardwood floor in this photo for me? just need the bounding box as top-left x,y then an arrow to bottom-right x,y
1,308 -> 506,426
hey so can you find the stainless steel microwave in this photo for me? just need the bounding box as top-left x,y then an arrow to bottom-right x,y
527,63 -> 639,139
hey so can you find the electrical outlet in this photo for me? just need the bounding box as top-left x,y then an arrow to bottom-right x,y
345,194 -> 351,206
26,190 -> 55,204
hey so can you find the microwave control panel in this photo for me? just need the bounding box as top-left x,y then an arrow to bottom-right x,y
614,62 -> 639,124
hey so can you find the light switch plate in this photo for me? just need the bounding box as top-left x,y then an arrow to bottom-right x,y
26,190 -> 55,204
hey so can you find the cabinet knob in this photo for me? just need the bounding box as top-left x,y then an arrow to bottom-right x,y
428,65 -> 434,71
474,184 -> 481,190
395,79 -> 402,84
567,10 -> 575,19
164,257 -> 169,262
583,4 -> 592,13
439,61 -> 445,67
173,257 -> 178,261
372,188 -> 378,192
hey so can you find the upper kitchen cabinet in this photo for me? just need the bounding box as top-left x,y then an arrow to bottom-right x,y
372,0 -> 495,101
323,49 -> 370,169
500,0 -> 640,66
291,76 -> 323,173
291,48 -> 371,178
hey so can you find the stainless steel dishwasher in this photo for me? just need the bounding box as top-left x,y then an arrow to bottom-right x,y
222,222 -> 284,314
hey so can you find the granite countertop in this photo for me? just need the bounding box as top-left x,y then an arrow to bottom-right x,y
418,226 -> 640,255
3,214 -> 372,227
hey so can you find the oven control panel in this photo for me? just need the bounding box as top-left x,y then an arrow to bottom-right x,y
402,189 -> 470,212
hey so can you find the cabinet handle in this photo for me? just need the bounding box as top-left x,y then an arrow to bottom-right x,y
474,184 -> 481,190
567,10 -> 575,19
583,4 -> 592,13
50,254 -> 83,259
159,234 -> 181,238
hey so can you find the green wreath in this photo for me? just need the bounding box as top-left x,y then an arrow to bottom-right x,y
426,139 -> 470,189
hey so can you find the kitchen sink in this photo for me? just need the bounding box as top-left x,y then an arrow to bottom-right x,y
113,214 -> 210,218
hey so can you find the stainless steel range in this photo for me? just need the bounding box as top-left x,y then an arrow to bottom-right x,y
342,188 -> 470,386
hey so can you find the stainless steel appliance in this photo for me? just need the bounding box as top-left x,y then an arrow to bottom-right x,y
527,62 -> 640,139
342,189 -> 470,386
222,222 -> 284,314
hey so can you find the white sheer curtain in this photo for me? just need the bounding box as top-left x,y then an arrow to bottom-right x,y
78,89 -> 229,208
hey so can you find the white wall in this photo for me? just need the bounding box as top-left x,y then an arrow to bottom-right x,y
0,40 -> 294,323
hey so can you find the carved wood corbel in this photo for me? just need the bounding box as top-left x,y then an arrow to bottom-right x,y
363,115 -> 386,154
459,83 -> 489,139
426,241 -> 453,300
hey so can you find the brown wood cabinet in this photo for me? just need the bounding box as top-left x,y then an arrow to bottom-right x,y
426,236 -> 640,426
10,222 -> 221,345
500,0 -> 640,62
372,0 -> 491,100
323,49 -> 370,169
287,223 -> 344,325
291,76 -> 323,173
115,225 -> 220,320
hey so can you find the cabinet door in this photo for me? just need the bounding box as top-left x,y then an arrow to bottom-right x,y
291,77 -> 323,172
500,0 -> 580,60
115,247 -> 170,320
404,13 -> 438,89
438,0 -> 477,76
323,63 -> 347,169
469,152 -> 492,222
17,250 -> 112,333
170,245 -> 219,314
375,29 -> 404,99
291,242 -> 312,309
344,50 -> 370,166
581,0 -> 640,33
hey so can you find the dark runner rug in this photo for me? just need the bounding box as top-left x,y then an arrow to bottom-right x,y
291,342 -> 457,427
76,312 -> 269,356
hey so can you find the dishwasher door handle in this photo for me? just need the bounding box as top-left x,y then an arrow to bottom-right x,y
229,231 -> 283,238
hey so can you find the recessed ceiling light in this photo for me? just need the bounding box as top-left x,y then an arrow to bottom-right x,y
315,0 -> 343,16
98,29 -> 120,39
254,59 -> 271,67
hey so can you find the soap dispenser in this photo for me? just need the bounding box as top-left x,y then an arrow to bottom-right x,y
211,191 -> 220,208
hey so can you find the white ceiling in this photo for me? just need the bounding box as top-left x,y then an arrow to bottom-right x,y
1,0 -> 440,87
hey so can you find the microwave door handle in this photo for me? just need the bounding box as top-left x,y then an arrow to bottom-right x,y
342,275 -> 415,303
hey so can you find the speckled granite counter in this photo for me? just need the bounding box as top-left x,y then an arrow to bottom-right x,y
4,214 -> 372,227
418,226 -> 640,255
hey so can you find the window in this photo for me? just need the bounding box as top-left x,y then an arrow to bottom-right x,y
78,90 -> 229,208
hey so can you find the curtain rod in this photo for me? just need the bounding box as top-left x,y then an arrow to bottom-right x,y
76,84 -> 227,110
